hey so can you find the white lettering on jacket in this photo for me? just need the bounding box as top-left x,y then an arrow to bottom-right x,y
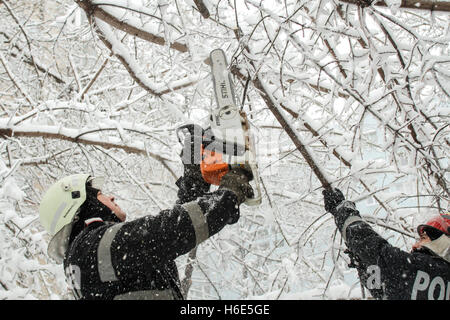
411,270 -> 449,300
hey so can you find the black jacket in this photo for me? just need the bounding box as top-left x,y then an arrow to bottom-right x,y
336,201 -> 450,300
63,176 -> 239,300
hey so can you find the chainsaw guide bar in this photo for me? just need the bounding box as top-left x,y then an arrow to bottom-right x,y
209,49 -> 262,206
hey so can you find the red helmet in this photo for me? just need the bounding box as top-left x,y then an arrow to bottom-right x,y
417,213 -> 450,238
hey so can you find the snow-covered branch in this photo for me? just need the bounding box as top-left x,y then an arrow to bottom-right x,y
92,18 -> 201,97
0,52 -> 35,106
74,0 -> 188,52
339,0 -> 450,12
0,122 -> 176,177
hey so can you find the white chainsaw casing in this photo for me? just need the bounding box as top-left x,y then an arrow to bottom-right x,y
210,49 -> 246,150
209,49 -> 262,206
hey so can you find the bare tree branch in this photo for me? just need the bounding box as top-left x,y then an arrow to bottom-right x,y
193,0 -> 210,18
2,0 -> 42,86
78,55 -> 110,101
74,0 -> 188,53
0,52 -> 35,105
339,0 -> 450,12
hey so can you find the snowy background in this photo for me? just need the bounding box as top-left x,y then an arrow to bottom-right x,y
0,0 -> 448,299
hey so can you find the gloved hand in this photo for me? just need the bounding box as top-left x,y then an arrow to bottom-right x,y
322,187 -> 361,233
322,188 -> 346,215
183,164 -> 204,182
177,130 -> 210,204
219,165 -> 254,205
180,132 -> 207,188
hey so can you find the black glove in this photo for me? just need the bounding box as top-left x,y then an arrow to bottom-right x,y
183,164 -> 204,182
219,166 -> 254,205
177,129 -> 210,204
322,188 -> 346,215
323,187 -> 361,232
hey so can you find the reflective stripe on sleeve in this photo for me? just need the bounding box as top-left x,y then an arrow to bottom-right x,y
342,215 -> 363,242
181,201 -> 209,245
98,223 -> 123,282
336,200 -> 356,212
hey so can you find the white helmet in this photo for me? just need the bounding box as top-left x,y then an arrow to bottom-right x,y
39,174 -> 104,263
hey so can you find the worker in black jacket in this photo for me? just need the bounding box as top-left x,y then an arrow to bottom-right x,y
39,153 -> 253,300
323,188 -> 450,300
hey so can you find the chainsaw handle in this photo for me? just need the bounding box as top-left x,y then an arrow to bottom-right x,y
244,193 -> 262,206
243,163 -> 262,206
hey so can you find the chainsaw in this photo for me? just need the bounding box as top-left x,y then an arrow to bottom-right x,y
177,49 -> 262,206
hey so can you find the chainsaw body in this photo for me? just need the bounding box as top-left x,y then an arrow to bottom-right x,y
177,49 -> 262,206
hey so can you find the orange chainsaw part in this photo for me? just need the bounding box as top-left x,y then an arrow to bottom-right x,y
200,145 -> 230,186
